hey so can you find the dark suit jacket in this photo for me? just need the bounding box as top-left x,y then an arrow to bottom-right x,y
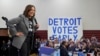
60,46 -> 69,56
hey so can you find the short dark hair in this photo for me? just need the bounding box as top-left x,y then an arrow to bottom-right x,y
23,4 -> 35,17
61,41 -> 66,45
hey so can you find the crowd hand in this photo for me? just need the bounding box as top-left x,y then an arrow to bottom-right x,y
98,48 -> 100,50
16,32 -> 24,37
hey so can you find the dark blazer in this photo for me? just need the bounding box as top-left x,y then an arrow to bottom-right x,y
60,46 -> 69,56
7,14 -> 37,49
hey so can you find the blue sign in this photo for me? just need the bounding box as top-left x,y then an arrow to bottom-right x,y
48,17 -> 83,42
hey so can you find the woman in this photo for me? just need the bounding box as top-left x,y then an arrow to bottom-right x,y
7,4 -> 39,56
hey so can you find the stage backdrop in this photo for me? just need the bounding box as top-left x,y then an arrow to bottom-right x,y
48,17 -> 83,42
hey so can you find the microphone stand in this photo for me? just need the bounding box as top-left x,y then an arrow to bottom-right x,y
2,16 -> 11,56
2,17 -> 22,56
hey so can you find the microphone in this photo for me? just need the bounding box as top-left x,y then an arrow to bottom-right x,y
2,16 -> 8,22
34,18 -> 38,24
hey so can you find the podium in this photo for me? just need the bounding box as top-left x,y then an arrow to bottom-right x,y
0,28 -> 8,36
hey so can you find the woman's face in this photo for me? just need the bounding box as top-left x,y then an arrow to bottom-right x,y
28,7 -> 35,17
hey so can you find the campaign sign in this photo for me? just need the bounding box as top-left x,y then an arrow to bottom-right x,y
39,47 -> 55,56
48,17 -> 83,42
